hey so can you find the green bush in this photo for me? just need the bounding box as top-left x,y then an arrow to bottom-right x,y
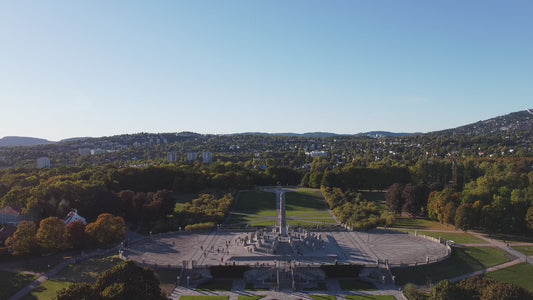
184,222 -> 215,231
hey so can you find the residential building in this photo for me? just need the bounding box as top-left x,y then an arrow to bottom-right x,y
167,151 -> 177,163
37,157 -> 50,168
202,151 -> 213,164
0,205 -> 25,226
187,152 -> 198,162
64,209 -> 87,226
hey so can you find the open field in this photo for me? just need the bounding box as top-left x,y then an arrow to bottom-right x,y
227,189 -> 336,226
0,271 -> 37,299
485,263 -> 533,292
392,246 -> 511,285
391,217 -> 456,231
22,279 -> 72,300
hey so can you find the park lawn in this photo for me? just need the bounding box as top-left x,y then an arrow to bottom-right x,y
416,231 -> 487,244
511,246 -> 533,256
345,296 -> 396,300
196,279 -> 233,291
56,255 -> 122,283
228,189 -> 335,226
0,271 -> 37,299
392,217 -> 455,231
392,247 -> 510,285
338,279 -> 377,291
180,297 -> 228,300
22,279 -> 73,300
485,263 -> 533,292
309,295 -> 336,300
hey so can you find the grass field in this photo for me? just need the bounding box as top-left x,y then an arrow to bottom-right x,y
21,279 -> 72,300
237,296 -> 264,300
228,189 -> 336,226
415,231 -> 487,244
392,246 -> 511,285
0,271 -> 37,299
309,295 -> 336,300
345,296 -> 396,300
392,217 -> 455,231
511,246 -> 533,256
485,263 -> 533,292
56,255 -> 122,283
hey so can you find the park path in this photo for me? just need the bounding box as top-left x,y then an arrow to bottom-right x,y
5,238 -> 135,300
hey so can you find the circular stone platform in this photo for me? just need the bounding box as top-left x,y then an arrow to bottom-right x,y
122,229 -> 449,268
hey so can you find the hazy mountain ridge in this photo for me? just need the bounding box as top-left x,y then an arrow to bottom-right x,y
0,136 -> 56,147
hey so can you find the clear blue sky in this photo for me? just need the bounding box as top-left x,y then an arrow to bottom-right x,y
1,0 -> 532,141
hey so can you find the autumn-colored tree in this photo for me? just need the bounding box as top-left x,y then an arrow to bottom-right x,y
36,217 -> 66,252
64,220 -> 88,250
5,220 -> 37,255
86,213 -> 126,245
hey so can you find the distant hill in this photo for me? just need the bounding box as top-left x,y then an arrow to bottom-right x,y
0,136 -> 56,147
355,131 -> 423,138
430,110 -> 533,136
59,137 -> 91,143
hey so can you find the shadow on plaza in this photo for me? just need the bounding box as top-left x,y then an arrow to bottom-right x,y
134,240 -> 180,254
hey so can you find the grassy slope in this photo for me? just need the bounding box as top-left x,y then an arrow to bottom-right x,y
21,279 -> 73,300
392,247 -> 511,285
55,255 -> 123,283
0,271 -> 37,299
416,231 -> 487,244
485,263 -> 533,292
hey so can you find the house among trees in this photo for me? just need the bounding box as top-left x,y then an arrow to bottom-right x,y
0,225 -> 16,247
64,209 -> 87,226
0,205 -> 25,226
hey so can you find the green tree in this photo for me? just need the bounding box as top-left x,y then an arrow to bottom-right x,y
526,206 -> 533,232
5,220 -> 37,255
455,204 -> 474,232
385,183 -> 404,214
430,280 -> 457,300
93,261 -> 165,300
55,283 -> 98,300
